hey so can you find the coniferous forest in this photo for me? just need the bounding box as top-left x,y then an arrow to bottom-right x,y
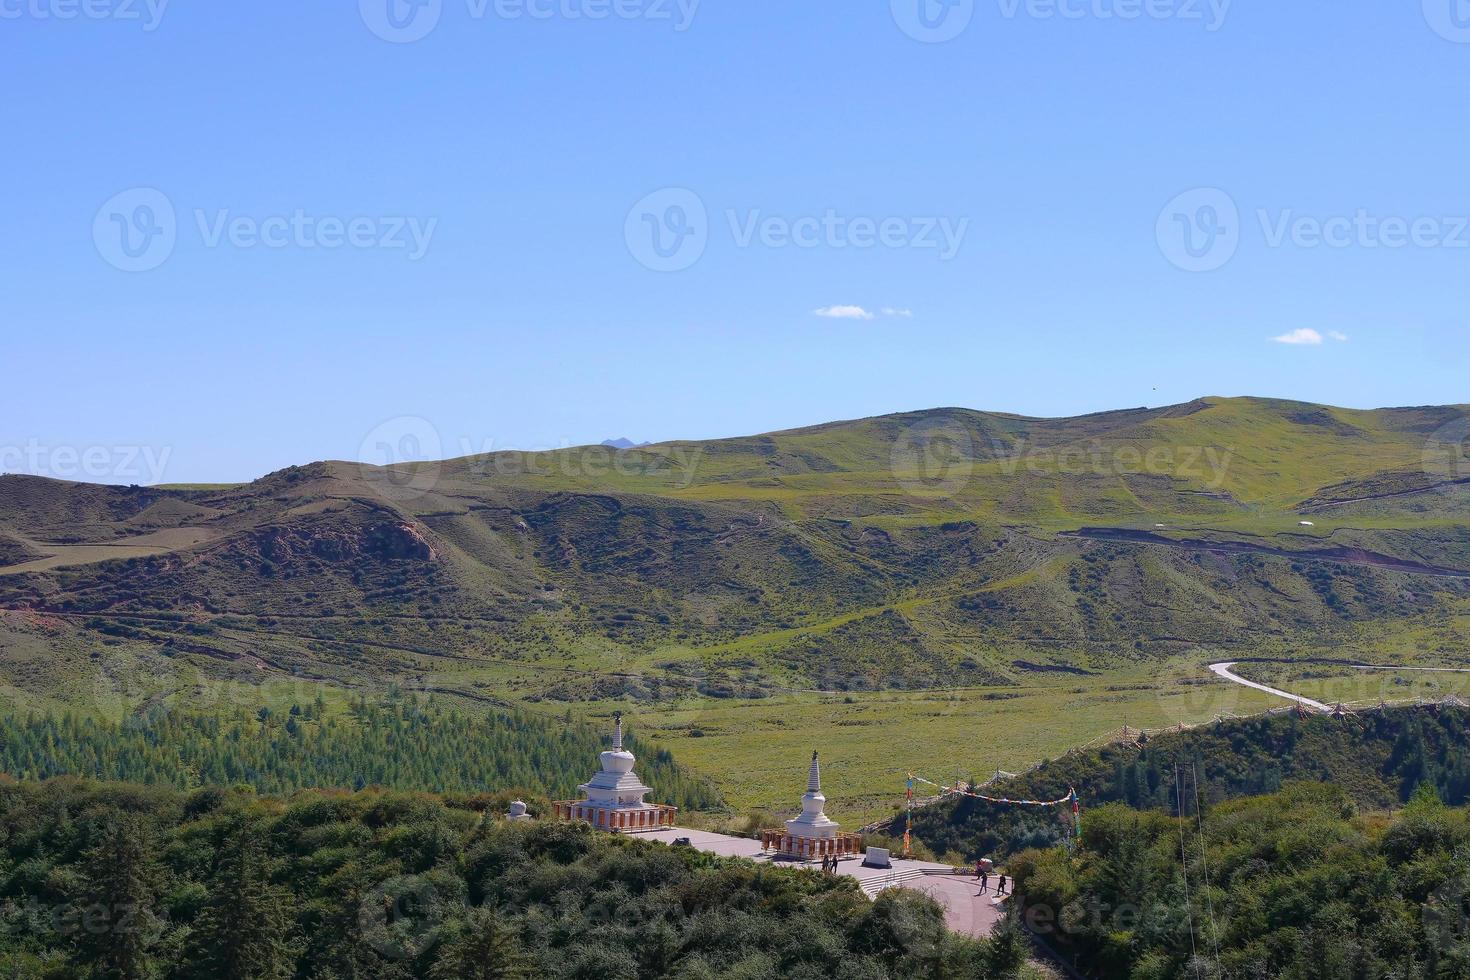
1011,783 -> 1470,979
0,694 -> 720,811
0,778 -> 1022,979
909,705 -> 1470,863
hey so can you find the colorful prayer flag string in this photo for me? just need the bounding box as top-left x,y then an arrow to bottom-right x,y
910,773 -> 1077,808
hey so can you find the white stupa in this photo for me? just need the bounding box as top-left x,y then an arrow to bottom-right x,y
785,751 -> 839,840
552,712 -> 677,832
761,750 -> 863,860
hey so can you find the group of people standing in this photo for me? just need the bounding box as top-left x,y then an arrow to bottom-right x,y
820,854 -> 841,875
975,862 -> 1007,896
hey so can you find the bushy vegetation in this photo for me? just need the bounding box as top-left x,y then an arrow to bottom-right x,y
1011,782 -> 1470,978
0,693 -> 720,810
910,705 -> 1470,861
0,778 -> 1022,978
0,532 -> 38,566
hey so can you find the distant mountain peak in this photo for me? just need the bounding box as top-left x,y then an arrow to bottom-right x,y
600,438 -> 650,449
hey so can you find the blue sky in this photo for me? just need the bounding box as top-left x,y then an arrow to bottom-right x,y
2,1 -> 1468,484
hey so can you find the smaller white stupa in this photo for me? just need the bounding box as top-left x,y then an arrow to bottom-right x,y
552,712 -> 678,832
761,750 -> 863,860
785,751 -> 839,841
505,800 -> 532,821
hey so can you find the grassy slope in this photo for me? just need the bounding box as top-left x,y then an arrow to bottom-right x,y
1,396 -> 1468,821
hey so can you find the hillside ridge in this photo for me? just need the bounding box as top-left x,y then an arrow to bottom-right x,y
1,395 -> 1467,713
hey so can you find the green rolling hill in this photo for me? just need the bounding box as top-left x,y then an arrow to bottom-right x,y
1,396 -> 1468,711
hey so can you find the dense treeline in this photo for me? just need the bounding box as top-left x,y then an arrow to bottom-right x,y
1011,782 -> 1470,978
0,694 -> 720,811
911,705 -> 1470,861
0,778 -> 1025,978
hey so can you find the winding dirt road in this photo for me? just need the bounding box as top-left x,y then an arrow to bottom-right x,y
1208,660 -> 1470,713
1208,662 -> 1331,711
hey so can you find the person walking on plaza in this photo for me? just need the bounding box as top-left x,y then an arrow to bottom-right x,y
978,867 -> 989,894
996,873 -> 1008,896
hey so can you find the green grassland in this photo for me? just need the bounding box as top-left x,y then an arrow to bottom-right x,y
1231,659 -> 1470,707
2,396 -> 1468,820
578,661 -> 1284,827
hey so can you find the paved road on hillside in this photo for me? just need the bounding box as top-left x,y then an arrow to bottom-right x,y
639,827 -> 1004,938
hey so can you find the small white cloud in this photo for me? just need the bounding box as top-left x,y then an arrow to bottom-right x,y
881,307 -> 914,318
1272,328 -> 1325,346
814,305 -> 874,320
1327,330 -> 1349,342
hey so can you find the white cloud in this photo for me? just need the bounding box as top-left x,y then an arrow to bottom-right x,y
1272,328 -> 1325,345
813,305 -> 875,320
1327,330 -> 1349,342
881,307 -> 914,318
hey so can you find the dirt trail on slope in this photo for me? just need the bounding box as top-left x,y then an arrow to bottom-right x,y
1060,527 -> 1470,578
1300,476 -> 1470,511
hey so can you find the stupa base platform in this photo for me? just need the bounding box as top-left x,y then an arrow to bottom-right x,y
759,829 -> 865,860
552,801 -> 678,832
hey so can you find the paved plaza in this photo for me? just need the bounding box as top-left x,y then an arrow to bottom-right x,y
640,827 -> 1006,938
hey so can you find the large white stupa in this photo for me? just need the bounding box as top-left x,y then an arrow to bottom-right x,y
552,712 -> 677,832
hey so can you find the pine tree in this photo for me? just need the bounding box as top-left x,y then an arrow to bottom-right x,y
74,815 -> 163,980
430,908 -> 530,980
190,824 -> 294,980
982,907 -> 1028,977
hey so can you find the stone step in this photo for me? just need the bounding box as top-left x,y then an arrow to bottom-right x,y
859,867 -> 949,897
